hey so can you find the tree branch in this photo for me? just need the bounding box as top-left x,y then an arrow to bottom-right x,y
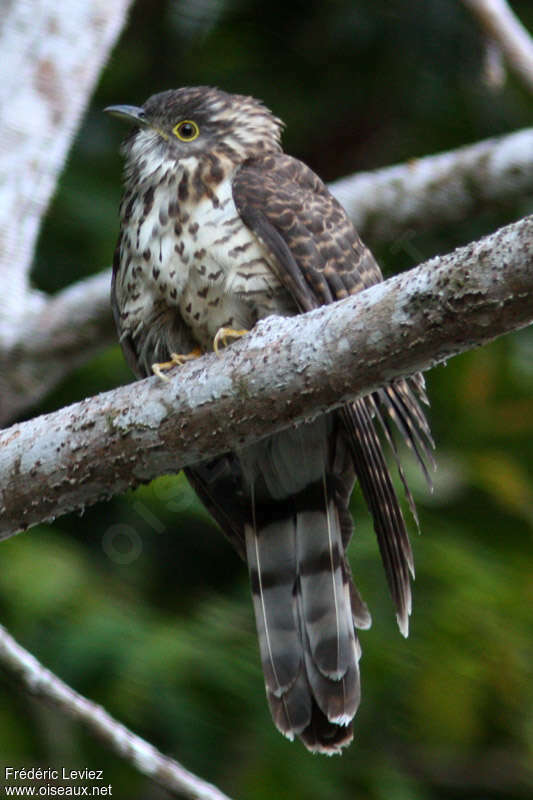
330,127 -> 533,241
0,0 -> 132,423
2,125 -> 532,426
0,271 -> 116,423
463,0 -> 533,93
0,624 -> 233,800
1,214 -> 531,539
0,0 -> 131,333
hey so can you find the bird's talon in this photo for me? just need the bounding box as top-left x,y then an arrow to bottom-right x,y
152,348 -> 202,380
152,363 -> 172,382
213,327 -> 248,355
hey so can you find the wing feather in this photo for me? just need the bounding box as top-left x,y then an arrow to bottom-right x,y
233,153 -> 434,632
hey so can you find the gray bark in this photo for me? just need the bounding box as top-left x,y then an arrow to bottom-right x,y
1,213 -> 531,539
2,125 -> 533,425
0,0 -> 132,422
0,623 -> 233,800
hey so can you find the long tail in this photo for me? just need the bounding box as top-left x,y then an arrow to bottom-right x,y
244,469 -> 362,754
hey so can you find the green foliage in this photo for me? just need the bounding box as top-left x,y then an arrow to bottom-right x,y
3,1 -> 533,798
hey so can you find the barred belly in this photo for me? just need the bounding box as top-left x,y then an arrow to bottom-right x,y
177,176 -> 296,349
115,166 -> 296,355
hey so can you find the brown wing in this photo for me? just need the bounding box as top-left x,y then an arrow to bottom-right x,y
233,153 -> 380,311
233,153 -> 434,634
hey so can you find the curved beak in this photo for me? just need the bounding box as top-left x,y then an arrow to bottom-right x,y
104,104 -> 148,125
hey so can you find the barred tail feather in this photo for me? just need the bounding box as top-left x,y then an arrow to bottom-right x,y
245,516 -> 311,734
244,475 -> 361,754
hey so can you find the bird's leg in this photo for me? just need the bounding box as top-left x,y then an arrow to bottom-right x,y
152,348 -> 202,381
213,327 -> 248,355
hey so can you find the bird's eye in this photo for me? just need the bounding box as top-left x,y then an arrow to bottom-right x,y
173,120 -> 200,142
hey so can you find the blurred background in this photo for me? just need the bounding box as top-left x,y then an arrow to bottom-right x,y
1,1 -> 533,798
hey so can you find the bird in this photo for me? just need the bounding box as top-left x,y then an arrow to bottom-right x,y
105,86 -> 434,754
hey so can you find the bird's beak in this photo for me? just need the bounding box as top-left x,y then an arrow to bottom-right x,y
104,105 -> 148,126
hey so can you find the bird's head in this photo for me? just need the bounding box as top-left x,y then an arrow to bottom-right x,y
105,86 -> 283,173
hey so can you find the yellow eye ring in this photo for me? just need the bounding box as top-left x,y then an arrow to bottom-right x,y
173,120 -> 200,142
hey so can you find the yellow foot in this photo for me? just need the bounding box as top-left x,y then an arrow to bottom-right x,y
152,348 -> 202,381
213,327 -> 248,355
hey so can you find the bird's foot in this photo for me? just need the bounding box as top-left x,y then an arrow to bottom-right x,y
213,327 -> 248,355
152,348 -> 202,381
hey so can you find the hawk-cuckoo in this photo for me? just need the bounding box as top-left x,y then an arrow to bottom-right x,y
106,87 -> 434,754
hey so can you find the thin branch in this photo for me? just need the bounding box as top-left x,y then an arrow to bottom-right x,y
2,125 -> 533,426
0,624 -> 233,800
330,127 -> 533,241
0,271 -> 116,423
482,37 -> 507,89
1,214 -> 531,539
463,0 -> 533,92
